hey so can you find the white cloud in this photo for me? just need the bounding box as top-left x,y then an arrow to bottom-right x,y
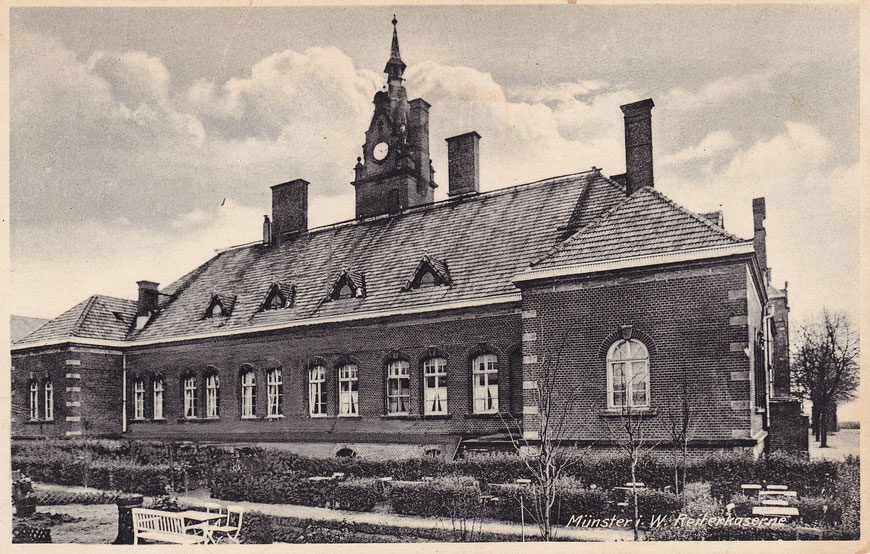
508,80 -> 609,105
662,73 -> 770,112
660,122 -> 857,324
660,130 -> 737,166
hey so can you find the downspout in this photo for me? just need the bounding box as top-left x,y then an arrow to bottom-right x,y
122,351 -> 127,433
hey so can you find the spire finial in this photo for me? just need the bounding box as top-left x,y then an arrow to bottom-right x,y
384,14 -> 406,78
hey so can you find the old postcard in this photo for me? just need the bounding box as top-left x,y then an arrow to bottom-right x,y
5,1 -> 864,550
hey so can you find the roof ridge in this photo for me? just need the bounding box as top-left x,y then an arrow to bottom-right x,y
216,170 -> 601,253
71,295 -> 99,337
530,189 -> 636,267
643,187 -> 747,242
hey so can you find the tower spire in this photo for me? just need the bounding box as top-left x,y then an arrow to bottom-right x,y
384,14 -> 406,79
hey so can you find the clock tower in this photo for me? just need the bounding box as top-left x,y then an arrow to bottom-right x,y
352,17 -> 436,218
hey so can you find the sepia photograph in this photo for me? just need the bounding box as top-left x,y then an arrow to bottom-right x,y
7,1 -> 863,547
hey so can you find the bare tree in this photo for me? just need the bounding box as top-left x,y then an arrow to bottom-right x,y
665,376 -> 694,502
501,347 -> 592,541
603,358 -> 660,542
791,310 -> 859,447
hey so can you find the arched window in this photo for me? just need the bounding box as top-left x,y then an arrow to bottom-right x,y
210,303 -> 223,318
43,379 -> 54,421
338,364 -> 359,416
607,340 -> 650,409
418,271 -> 436,287
133,378 -> 146,420
386,360 -> 410,415
29,380 -> 39,420
267,368 -> 283,417
183,374 -> 198,418
309,365 -> 327,417
205,372 -> 220,418
267,293 -> 284,309
423,358 -> 447,415
240,369 -> 255,418
472,354 -> 498,414
153,377 -> 165,420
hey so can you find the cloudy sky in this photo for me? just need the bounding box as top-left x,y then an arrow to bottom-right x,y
9,5 -> 860,334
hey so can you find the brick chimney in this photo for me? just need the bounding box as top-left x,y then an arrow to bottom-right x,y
446,131 -> 481,197
408,99 -> 431,189
271,179 -> 308,244
752,197 -> 767,279
620,99 -> 654,195
136,280 -> 159,330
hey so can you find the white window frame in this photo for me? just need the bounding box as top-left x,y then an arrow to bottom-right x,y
606,339 -> 650,409
153,378 -> 164,420
386,360 -> 410,415
205,373 -> 220,418
43,380 -> 54,421
29,381 -> 39,420
338,364 -> 359,416
183,375 -> 197,419
423,358 -> 448,415
240,370 -> 256,419
472,354 -> 498,414
309,365 -> 327,417
133,379 -> 146,420
267,368 -> 283,418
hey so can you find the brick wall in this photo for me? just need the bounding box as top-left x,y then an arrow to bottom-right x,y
123,304 -> 522,443
12,346 -> 123,438
519,258 -> 763,449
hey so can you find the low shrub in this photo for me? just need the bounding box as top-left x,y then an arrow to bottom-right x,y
488,481 -> 609,525
35,489 -> 119,505
793,496 -> 842,527
387,477 -> 480,519
333,479 -> 384,512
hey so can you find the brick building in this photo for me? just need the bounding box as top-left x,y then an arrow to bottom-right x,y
11,20 -> 805,459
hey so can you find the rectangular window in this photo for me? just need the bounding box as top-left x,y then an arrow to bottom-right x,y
183,376 -> 197,418
472,354 -> 498,414
241,371 -> 256,418
44,381 -> 54,421
29,382 -> 39,420
309,366 -> 327,417
267,369 -> 283,417
134,380 -> 145,420
424,358 -> 448,415
153,379 -> 164,420
386,360 -> 410,415
206,374 -> 220,418
339,364 -> 359,416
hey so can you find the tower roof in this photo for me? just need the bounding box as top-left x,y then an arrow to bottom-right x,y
383,15 -> 407,77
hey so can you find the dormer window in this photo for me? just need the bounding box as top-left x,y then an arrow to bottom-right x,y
204,292 -> 236,319
329,270 -> 365,301
261,282 -> 295,311
402,255 -> 452,291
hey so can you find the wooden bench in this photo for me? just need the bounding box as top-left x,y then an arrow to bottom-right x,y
752,505 -> 799,517
131,508 -> 208,545
758,490 -> 797,498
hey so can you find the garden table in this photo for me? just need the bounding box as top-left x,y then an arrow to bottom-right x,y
178,510 -> 226,543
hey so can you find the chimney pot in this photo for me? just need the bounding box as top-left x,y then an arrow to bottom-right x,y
271,179 -> 309,244
620,98 -> 655,195
446,131 -> 481,197
263,215 -> 272,246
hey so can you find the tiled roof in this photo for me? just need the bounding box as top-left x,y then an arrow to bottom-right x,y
529,186 -> 747,271
14,295 -> 137,344
129,170 -> 624,342
16,172 -> 750,347
10,316 -> 50,343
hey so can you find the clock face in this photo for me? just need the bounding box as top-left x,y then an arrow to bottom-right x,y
373,141 -> 389,161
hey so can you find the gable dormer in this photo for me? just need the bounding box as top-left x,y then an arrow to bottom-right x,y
261,281 -> 296,311
329,270 -> 366,300
204,292 -> 236,319
402,255 -> 452,291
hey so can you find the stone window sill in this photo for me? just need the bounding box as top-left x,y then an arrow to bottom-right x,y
422,413 -> 452,420
598,408 -> 658,417
463,412 -> 508,419
176,417 -> 221,423
380,414 -> 415,420
25,419 -> 55,425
